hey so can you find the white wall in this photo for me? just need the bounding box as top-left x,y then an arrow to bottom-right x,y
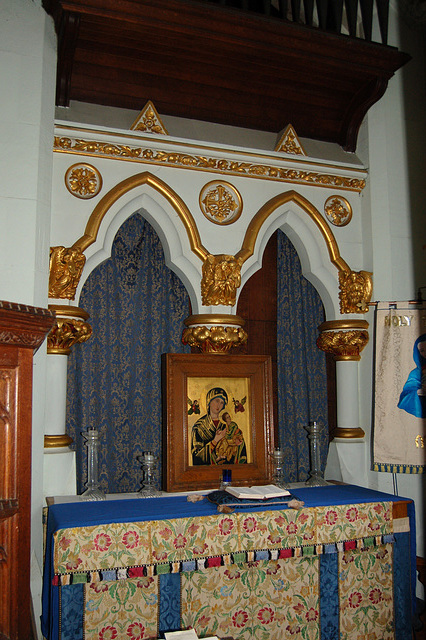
0,0 -> 57,634
356,5 -> 426,564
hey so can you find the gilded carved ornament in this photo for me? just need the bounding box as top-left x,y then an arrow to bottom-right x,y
49,246 -> 86,300
54,136 -> 366,192
47,317 -> 92,355
64,163 -> 103,199
275,124 -> 306,156
201,254 -> 243,306
183,314 -> 247,353
339,269 -> 373,314
316,328 -> 369,361
199,181 -> 243,225
324,195 -> 352,226
182,325 -> 248,353
130,101 -> 168,135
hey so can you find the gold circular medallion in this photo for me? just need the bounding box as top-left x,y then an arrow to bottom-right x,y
199,180 -> 242,225
324,195 -> 352,226
65,163 -> 103,199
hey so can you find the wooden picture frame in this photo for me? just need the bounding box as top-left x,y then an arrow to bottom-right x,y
162,353 -> 274,492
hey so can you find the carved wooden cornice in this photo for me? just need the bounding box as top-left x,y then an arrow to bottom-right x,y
0,301 -> 56,352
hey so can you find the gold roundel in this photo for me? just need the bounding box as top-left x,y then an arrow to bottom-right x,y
324,195 -> 352,226
65,163 -> 103,199
199,180 -> 243,225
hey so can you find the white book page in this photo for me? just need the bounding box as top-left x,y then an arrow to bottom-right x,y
164,630 -> 199,640
225,484 -> 290,499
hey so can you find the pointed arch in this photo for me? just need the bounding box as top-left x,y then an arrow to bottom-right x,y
236,190 -> 349,272
72,171 -> 208,261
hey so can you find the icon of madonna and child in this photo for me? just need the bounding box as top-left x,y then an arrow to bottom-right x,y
188,384 -> 250,466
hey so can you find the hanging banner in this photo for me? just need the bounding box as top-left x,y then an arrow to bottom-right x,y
373,301 -> 426,473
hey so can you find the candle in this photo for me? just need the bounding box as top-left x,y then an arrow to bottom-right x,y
222,469 -> 232,483
273,448 -> 284,462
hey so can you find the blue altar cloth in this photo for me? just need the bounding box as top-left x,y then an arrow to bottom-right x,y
41,484 -> 416,640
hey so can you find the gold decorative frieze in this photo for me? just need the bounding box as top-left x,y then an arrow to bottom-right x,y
130,100 -> 168,135
201,254 -> 243,306
317,320 -> 369,361
275,124 -> 306,156
324,195 -> 352,226
183,315 -> 247,353
49,246 -> 86,300
199,180 -> 242,225
47,306 -> 92,355
54,136 -> 366,192
65,163 -> 103,199
339,269 -> 373,314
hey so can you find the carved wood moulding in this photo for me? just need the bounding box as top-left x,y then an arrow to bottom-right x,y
42,0 -> 410,151
0,301 -> 56,351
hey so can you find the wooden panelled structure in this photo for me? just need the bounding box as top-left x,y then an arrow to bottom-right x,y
42,0 -> 410,151
237,232 -> 337,441
0,302 -> 55,640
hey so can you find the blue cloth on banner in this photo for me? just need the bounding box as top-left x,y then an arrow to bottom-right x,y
159,573 -> 181,635
41,484 -> 416,640
320,553 -> 339,640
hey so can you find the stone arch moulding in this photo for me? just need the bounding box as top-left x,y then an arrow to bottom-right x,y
236,190 -> 352,319
72,171 -> 209,307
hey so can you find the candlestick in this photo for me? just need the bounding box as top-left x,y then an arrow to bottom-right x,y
270,447 -> 289,489
81,428 -> 106,501
138,451 -> 160,497
305,421 -> 328,486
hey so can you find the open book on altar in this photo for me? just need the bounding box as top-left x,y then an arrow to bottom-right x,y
225,484 -> 291,500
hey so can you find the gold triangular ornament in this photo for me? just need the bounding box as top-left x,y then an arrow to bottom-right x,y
130,101 -> 168,135
275,124 -> 306,156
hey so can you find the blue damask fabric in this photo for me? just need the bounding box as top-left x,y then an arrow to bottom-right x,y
159,574 -> 181,634
66,213 -> 190,493
393,532 -> 415,640
276,230 -> 328,481
319,552 -> 339,639
60,583 -> 84,640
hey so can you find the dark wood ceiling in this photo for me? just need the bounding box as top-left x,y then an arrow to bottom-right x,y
42,0 -> 410,151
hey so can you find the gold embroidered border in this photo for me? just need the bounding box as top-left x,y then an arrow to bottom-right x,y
54,136 -> 366,192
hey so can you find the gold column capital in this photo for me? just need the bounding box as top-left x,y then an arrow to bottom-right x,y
47,305 -> 92,355
317,320 -> 369,361
183,314 -> 247,353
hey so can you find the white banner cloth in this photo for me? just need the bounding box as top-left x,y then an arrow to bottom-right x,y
373,302 -> 425,473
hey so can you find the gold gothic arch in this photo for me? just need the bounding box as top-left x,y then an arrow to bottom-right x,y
72,175 -> 347,272
236,190 -> 349,272
49,174 -> 371,315
71,171 -> 209,260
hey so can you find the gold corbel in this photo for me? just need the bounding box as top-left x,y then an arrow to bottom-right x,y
49,246 -> 86,300
201,254 -> 243,306
338,269 -> 373,314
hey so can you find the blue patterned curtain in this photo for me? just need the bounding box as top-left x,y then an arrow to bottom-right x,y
277,230 -> 328,481
66,212 -> 190,493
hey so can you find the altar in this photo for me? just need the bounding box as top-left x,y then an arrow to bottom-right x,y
41,484 -> 415,640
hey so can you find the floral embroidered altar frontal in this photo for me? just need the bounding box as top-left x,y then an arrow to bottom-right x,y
41,485 -> 414,640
